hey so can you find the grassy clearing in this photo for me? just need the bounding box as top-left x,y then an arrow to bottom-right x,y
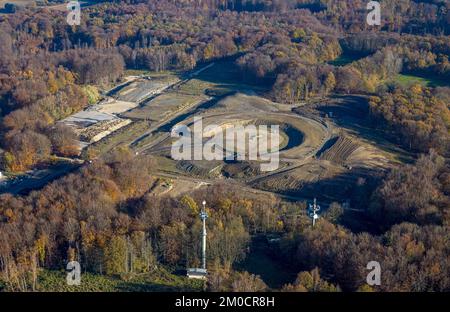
328,52 -> 366,67
34,268 -> 203,292
197,60 -> 243,84
394,73 -> 449,87
83,121 -> 149,158
195,59 -> 270,92
132,132 -> 169,151
153,156 -> 184,174
235,236 -> 296,289
124,92 -> 206,121
177,79 -> 215,96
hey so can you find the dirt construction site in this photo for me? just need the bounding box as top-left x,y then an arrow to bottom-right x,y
60,74 -> 179,147
59,59 -> 399,207
139,88 -> 393,204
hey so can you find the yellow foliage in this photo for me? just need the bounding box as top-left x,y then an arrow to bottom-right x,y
180,195 -> 199,215
357,284 -> 375,292
35,235 -> 48,264
81,85 -> 101,105
4,208 -> 15,222
203,43 -> 215,60
292,28 -> 306,39
47,72 -> 58,94
276,220 -> 284,231
410,83 -> 423,95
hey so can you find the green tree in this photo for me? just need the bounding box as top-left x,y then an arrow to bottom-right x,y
104,236 -> 127,275
283,268 -> 340,292
324,72 -> 336,94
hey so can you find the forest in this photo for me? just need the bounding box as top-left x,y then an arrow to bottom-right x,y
0,147 -> 448,291
1,1 -> 449,171
0,0 -> 449,292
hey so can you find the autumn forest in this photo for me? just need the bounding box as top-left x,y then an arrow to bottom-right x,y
0,0 -> 449,293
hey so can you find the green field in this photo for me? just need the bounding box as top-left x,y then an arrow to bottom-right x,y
328,52 -> 367,67
16,268 -> 204,292
83,121 -> 150,158
235,236 -> 296,289
195,58 -> 271,92
394,73 -> 449,87
123,92 -> 207,121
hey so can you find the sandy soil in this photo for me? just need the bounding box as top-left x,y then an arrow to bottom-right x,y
94,99 -> 138,114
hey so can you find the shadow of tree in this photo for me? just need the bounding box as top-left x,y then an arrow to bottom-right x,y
311,94 -> 414,163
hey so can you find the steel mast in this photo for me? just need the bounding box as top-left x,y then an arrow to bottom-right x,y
200,200 -> 208,270
308,198 -> 321,227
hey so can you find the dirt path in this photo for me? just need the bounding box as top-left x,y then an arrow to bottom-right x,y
154,171 -> 363,211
